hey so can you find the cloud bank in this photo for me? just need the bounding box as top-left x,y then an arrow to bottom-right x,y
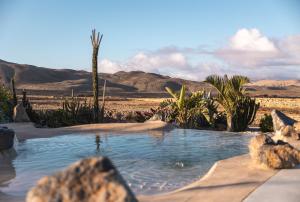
99,28 -> 300,81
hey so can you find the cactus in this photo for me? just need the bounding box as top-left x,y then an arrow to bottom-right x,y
231,96 -> 259,131
100,79 -> 106,122
61,96 -> 94,124
22,89 -> 27,107
11,76 -> 17,106
62,97 -> 80,120
90,29 -> 103,123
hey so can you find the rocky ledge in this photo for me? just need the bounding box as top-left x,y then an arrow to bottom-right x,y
249,133 -> 300,169
26,157 -> 138,202
0,126 -> 15,150
271,109 -> 300,141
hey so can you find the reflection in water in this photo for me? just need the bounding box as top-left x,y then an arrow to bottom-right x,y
148,130 -> 165,144
95,134 -> 102,152
0,148 -> 17,187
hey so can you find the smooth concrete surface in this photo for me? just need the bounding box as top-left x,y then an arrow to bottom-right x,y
244,165 -> 300,202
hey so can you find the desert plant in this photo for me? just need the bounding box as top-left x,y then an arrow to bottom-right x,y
20,89 -> 40,123
11,77 -> 17,107
205,74 -> 259,132
165,85 -> 190,128
259,114 -> 273,132
100,79 -> 107,122
0,84 -> 13,122
164,86 -> 219,129
91,29 -> 103,122
231,96 -> 259,131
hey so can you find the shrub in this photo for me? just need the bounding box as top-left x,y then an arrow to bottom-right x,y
31,97 -> 95,128
163,86 -> 219,129
259,114 -> 273,132
0,84 -> 13,122
205,75 -> 259,132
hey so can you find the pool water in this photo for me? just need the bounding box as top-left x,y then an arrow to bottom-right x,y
0,129 -> 251,196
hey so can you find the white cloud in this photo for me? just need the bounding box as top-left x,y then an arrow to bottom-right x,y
98,28 -> 300,80
215,28 -> 300,69
99,59 -> 122,73
229,28 -> 277,52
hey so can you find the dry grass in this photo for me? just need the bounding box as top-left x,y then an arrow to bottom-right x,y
27,96 -> 300,125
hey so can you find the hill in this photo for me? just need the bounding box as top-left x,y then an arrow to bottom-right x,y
0,59 -> 209,97
1,59 -> 299,97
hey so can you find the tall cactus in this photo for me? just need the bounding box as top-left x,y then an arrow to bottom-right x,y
90,29 -> 103,122
100,79 -> 107,122
11,76 -> 17,106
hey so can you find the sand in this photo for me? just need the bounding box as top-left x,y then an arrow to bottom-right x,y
0,122 -> 277,202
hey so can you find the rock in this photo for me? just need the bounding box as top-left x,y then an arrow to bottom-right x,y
148,113 -> 163,121
249,134 -> 300,169
271,110 -> 298,140
26,157 -> 137,202
13,103 -> 30,122
294,122 -> 300,133
0,127 -> 15,150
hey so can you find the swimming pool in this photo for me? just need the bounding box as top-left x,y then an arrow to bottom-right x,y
0,129 -> 251,197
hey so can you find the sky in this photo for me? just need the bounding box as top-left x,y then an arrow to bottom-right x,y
0,0 -> 300,81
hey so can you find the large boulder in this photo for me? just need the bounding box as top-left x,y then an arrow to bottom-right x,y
0,126 -> 15,150
271,110 -> 299,140
13,103 -> 30,122
249,134 -> 300,169
26,157 -> 137,202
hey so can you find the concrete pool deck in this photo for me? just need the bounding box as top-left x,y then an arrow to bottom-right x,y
244,165 -> 300,202
0,122 -> 298,202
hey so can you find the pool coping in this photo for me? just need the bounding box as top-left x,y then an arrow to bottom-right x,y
0,122 -> 278,202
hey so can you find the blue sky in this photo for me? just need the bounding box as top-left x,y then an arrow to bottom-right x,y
0,0 -> 300,80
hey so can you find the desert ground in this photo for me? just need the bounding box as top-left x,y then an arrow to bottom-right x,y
25,95 -> 300,126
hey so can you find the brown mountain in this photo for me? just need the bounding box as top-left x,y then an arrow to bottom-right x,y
0,59 -> 209,97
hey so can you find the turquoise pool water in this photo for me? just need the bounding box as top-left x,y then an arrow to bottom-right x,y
0,129 -> 251,196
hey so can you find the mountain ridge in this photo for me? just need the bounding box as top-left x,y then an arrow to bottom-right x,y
0,59 -> 209,96
1,59 -> 299,97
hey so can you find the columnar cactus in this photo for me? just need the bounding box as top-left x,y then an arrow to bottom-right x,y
90,29 -> 103,122
11,76 -> 17,106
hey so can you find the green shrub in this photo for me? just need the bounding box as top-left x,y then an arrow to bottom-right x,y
205,75 -> 259,132
163,86 -> 219,129
0,84 -> 13,122
32,97 -> 95,128
259,114 -> 273,132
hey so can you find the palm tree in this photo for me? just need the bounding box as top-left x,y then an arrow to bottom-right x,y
90,29 -> 103,122
205,75 -> 259,131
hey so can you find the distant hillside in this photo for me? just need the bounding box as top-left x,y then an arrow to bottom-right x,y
1,59 -> 299,97
0,59 -> 209,96
248,80 -> 300,87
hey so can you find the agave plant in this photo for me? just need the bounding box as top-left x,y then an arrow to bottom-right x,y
205,74 -> 259,132
165,85 -> 189,128
165,85 -> 219,129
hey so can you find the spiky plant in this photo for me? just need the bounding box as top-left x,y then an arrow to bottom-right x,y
165,85 -> 188,127
90,29 -> 103,122
205,74 -> 259,132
